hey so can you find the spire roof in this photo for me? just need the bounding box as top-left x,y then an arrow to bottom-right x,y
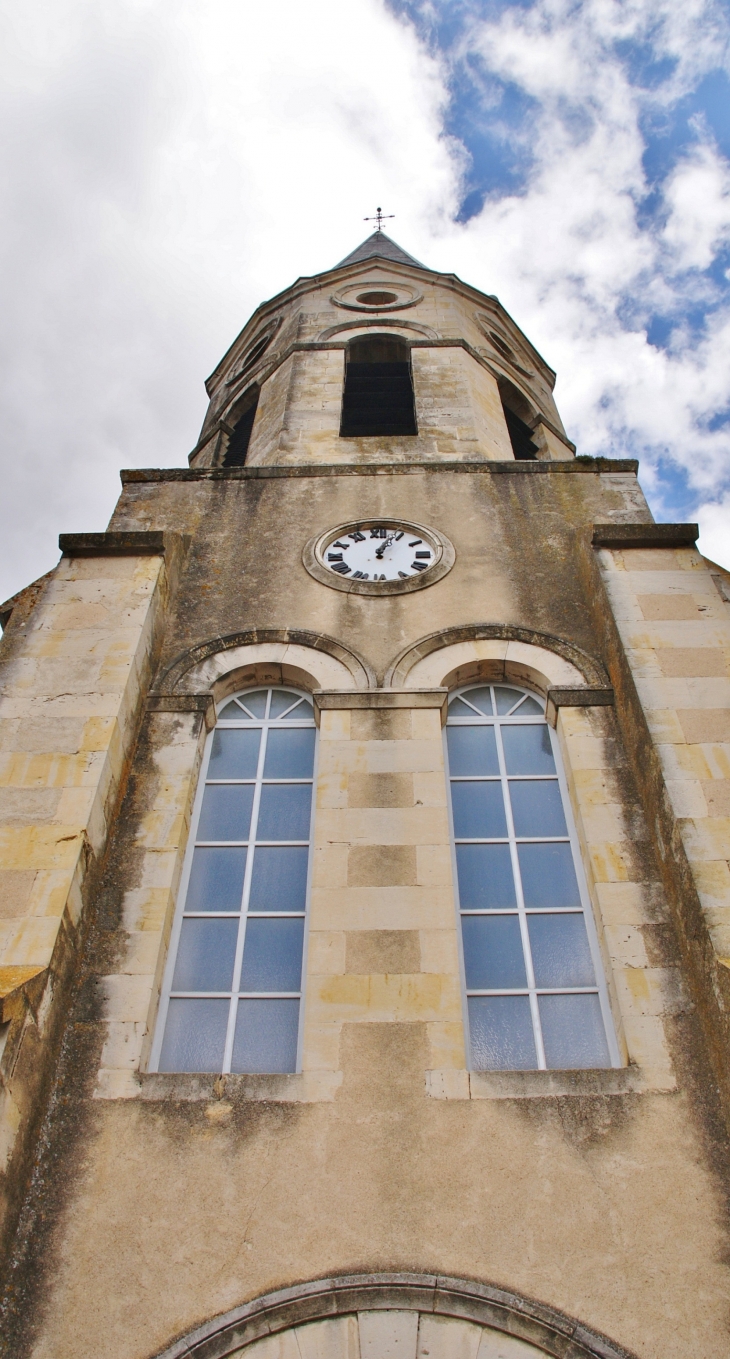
335,231 -> 426,271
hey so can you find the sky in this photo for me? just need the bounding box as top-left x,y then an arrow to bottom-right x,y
0,0 -> 729,604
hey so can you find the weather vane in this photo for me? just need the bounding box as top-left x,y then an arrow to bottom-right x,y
364,207 -> 394,233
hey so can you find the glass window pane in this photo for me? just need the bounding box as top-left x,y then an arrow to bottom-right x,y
451,782 -> 507,839
257,784 -> 312,841
218,699 -> 250,719
455,844 -> 516,910
539,993 -> 611,1068
448,697 -> 480,717
171,918 -> 238,992
463,685 -> 493,715
494,685 -> 525,714
240,917 -> 304,991
446,726 -> 499,776
512,695 -> 544,715
185,847 -> 246,912
238,689 -> 268,718
231,998 -> 300,1073
207,728 -> 260,779
529,914 -> 596,987
249,846 -> 309,911
501,724 -> 556,776
509,780 -> 568,837
159,999 -> 229,1072
264,728 -> 316,778
518,843 -> 581,908
197,784 -> 254,841
462,915 -> 527,989
269,689 -> 304,718
468,996 -> 537,1070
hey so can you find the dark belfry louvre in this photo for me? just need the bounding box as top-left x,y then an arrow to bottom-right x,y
223,387 -> 259,466
503,405 -> 539,460
340,334 -> 417,437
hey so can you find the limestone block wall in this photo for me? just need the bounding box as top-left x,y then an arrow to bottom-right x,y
411,347 -> 513,461
0,535 -> 178,1245
304,693 -> 464,1078
594,532 -> 730,1101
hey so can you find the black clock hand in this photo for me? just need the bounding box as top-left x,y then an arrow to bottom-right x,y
375,533 -> 397,559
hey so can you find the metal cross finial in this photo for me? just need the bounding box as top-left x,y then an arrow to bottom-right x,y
364,207 -> 394,233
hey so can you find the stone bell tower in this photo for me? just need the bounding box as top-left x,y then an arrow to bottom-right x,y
1,228 -> 730,1359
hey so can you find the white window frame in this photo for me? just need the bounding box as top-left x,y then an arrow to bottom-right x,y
444,682 -> 621,1071
149,686 -> 317,1074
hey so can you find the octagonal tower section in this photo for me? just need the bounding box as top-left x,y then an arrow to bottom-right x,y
189,232 -> 575,469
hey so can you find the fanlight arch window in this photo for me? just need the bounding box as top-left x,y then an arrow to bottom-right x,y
151,687 -> 316,1075
446,683 -> 619,1071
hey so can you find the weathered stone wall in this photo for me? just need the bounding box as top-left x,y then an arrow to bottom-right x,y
2,463 -> 730,1359
0,535 -> 181,1255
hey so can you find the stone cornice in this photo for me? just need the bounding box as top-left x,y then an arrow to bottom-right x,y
123,457 -> 639,485
592,522 -> 699,548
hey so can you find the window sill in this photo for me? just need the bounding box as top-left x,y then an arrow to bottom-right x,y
96,1069 -> 342,1103
426,1065 -> 675,1099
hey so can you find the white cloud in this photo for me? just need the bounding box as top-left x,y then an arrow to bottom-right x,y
0,0 -> 459,601
697,496 -> 730,571
419,0 -> 730,519
1,0 -> 729,600
662,142 -> 730,271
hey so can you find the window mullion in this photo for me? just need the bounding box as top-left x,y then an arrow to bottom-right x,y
494,716 -> 547,1070
221,719 -> 268,1074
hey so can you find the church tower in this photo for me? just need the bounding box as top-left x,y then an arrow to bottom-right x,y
1,229 -> 730,1358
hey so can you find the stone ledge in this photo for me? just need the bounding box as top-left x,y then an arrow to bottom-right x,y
0,965 -> 47,1023
147,694 -> 215,716
592,522 -> 699,549
546,685 -> 614,726
314,688 -> 447,716
58,530 -> 187,556
125,1070 -> 342,1103
122,457 -> 639,484
426,1065 -> 668,1099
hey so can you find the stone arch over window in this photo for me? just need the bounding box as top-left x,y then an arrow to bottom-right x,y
150,1272 -> 636,1359
384,625 -> 608,694
155,628 -> 376,698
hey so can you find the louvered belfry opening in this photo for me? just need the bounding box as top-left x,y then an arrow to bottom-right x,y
498,377 -> 539,460
340,334 -> 417,437
223,387 -> 260,466
503,406 -> 539,460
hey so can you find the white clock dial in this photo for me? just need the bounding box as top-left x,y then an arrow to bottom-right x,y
305,519 -> 454,595
320,523 -> 438,582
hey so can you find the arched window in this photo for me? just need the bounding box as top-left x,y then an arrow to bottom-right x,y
152,687 -> 316,1075
340,334 -> 417,437
446,683 -> 618,1071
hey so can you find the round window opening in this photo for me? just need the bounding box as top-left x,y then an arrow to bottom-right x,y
356,290 -> 398,306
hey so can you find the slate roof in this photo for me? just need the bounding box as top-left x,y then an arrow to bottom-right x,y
335,231 -> 426,270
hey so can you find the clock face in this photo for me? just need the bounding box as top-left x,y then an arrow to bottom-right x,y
304,518 -> 454,595
319,522 -> 439,583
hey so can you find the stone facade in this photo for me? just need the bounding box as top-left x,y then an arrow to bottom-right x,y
1,234 -> 729,1359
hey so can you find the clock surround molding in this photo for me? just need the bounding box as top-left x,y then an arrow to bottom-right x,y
303,518 -> 455,596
